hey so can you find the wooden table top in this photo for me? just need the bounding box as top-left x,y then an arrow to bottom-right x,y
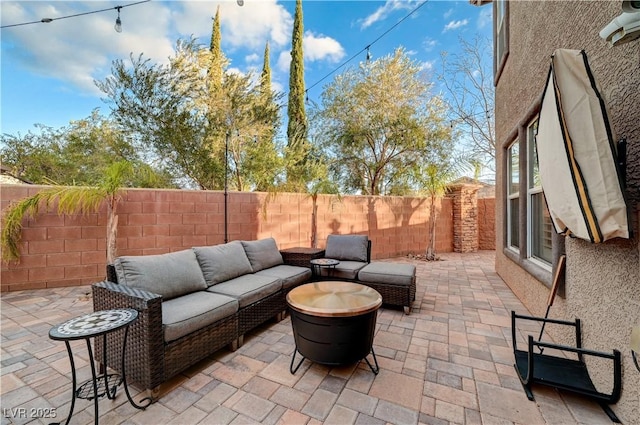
287,281 -> 382,317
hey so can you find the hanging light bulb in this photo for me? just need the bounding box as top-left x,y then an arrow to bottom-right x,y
237,0 -> 244,5
366,46 -> 372,63
114,7 -> 122,33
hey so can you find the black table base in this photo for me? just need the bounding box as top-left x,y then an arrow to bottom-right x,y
288,309 -> 379,375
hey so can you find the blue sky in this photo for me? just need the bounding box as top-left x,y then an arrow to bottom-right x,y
1,0 -> 492,137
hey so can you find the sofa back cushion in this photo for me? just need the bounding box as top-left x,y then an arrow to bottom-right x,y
193,241 -> 253,286
241,238 -> 284,272
114,249 -> 207,300
325,234 -> 369,262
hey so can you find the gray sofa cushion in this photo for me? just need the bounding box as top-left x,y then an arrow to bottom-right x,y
255,265 -> 312,289
193,241 -> 253,286
241,238 -> 284,272
207,274 -> 282,308
325,235 -> 369,262
318,260 -> 367,280
114,249 -> 207,300
162,291 -> 238,343
358,262 -> 416,285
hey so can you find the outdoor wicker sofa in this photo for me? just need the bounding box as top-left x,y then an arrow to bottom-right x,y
92,238 -> 311,396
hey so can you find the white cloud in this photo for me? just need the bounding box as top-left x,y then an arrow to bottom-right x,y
277,50 -> 291,73
423,37 -> 438,52
420,60 -> 436,72
359,0 -> 416,29
245,53 -> 260,63
303,31 -> 345,63
443,19 -> 469,33
175,0 -> 292,50
1,1 -> 174,95
477,8 -> 492,29
0,0 -> 296,97
275,31 -> 344,72
443,8 -> 454,19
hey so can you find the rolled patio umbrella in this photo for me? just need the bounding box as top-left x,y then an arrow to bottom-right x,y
536,49 -> 630,243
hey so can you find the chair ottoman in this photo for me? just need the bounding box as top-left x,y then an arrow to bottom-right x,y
357,263 -> 416,314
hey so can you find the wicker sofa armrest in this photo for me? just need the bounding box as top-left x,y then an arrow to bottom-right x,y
92,281 -> 165,391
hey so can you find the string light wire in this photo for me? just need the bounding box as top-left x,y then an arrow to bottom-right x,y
305,0 -> 429,97
1,0 -> 151,29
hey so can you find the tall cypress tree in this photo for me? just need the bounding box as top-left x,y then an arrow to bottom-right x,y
261,42 -> 272,97
260,41 -> 277,146
287,0 -> 306,144
209,6 -> 223,93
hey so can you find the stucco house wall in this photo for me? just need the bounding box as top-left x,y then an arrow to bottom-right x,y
493,1 -> 639,422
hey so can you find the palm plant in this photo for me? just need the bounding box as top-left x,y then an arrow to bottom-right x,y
2,161 -> 142,264
414,154 -> 471,261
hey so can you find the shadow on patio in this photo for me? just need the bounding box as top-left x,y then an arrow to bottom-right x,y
1,251 -> 612,425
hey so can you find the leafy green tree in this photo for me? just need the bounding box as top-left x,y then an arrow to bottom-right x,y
284,0 -> 312,191
1,126 -> 62,184
246,42 -> 283,192
99,19 -> 283,191
317,48 -> 451,196
0,112 -> 172,187
98,39 -> 222,190
209,6 -> 224,94
287,0 -> 306,144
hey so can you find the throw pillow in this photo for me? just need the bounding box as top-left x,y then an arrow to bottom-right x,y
114,249 -> 207,300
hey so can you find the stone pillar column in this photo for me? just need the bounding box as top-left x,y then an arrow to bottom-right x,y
449,183 -> 482,253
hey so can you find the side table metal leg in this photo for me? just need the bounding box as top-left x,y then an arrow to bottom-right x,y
51,341 -> 76,425
120,325 -> 152,409
86,339 -> 100,425
102,334 -> 117,400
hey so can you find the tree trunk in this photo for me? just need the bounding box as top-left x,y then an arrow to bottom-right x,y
426,194 -> 437,261
311,194 -> 318,248
106,196 -> 118,265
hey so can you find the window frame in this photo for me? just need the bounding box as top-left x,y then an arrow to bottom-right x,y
507,140 -> 520,252
502,100 -> 564,291
526,117 -> 552,269
493,0 -> 509,85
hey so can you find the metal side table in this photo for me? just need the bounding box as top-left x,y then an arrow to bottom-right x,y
310,258 -> 340,279
49,308 -> 151,425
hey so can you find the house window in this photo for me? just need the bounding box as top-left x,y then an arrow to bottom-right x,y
494,0 -> 509,83
507,140 -> 519,250
528,119 -> 552,265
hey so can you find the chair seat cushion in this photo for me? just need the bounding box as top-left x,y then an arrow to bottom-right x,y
255,265 -> 311,289
162,291 -> 238,343
207,274 -> 282,308
358,263 -> 416,286
114,249 -> 207,300
319,261 -> 368,280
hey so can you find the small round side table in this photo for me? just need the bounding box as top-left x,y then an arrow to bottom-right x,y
310,258 -> 340,278
49,308 -> 151,425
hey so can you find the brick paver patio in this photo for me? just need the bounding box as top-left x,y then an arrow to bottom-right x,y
1,251 -> 612,424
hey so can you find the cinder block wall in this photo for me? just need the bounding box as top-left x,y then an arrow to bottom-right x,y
0,185 -> 490,292
478,198 -> 495,250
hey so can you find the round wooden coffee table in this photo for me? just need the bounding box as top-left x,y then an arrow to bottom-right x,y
286,281 -> 382,374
